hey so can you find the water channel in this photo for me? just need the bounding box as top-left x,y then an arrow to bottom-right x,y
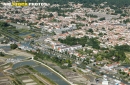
12,60 -> 70,85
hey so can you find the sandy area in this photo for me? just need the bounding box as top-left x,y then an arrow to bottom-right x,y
8,49 -> 34,58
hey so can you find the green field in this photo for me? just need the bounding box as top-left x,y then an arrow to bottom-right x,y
124,52 -> 130,64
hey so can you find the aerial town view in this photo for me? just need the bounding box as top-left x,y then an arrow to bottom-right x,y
0,0 -> 130,85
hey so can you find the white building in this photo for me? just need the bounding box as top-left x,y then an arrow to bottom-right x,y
53,44 -> 66,50
102,80 -> 108,85
59,45 -> 82,52
102,75 -> 108,85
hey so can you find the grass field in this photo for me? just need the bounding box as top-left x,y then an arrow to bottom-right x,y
125,52 -> 130,58
124,52 -> 130,64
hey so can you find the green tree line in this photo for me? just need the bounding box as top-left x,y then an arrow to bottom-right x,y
58,36 -> 100,49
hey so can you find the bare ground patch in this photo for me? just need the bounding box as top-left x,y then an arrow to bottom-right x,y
8,49 -> 34,58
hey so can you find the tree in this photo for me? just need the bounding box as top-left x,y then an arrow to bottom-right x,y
71,21 -> 75,24
0,52 -> 4,56
71,54 -> 77,59
58,36 -> 100,49
100,72 -> 104,75
48,13 -> 54,17
98,32 -> 104,37
123,19 -> 130,24
88,29 -> 93,33
39,22 -> 44,25
115,9 -> 123,14
96,55 -> 102,61
14,30 -> 19,34
92,69 -> 95,72
99,17 -> 105,21
0,21 -> 9,27
68,62 -> 72,67
10,44 -> 18,49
